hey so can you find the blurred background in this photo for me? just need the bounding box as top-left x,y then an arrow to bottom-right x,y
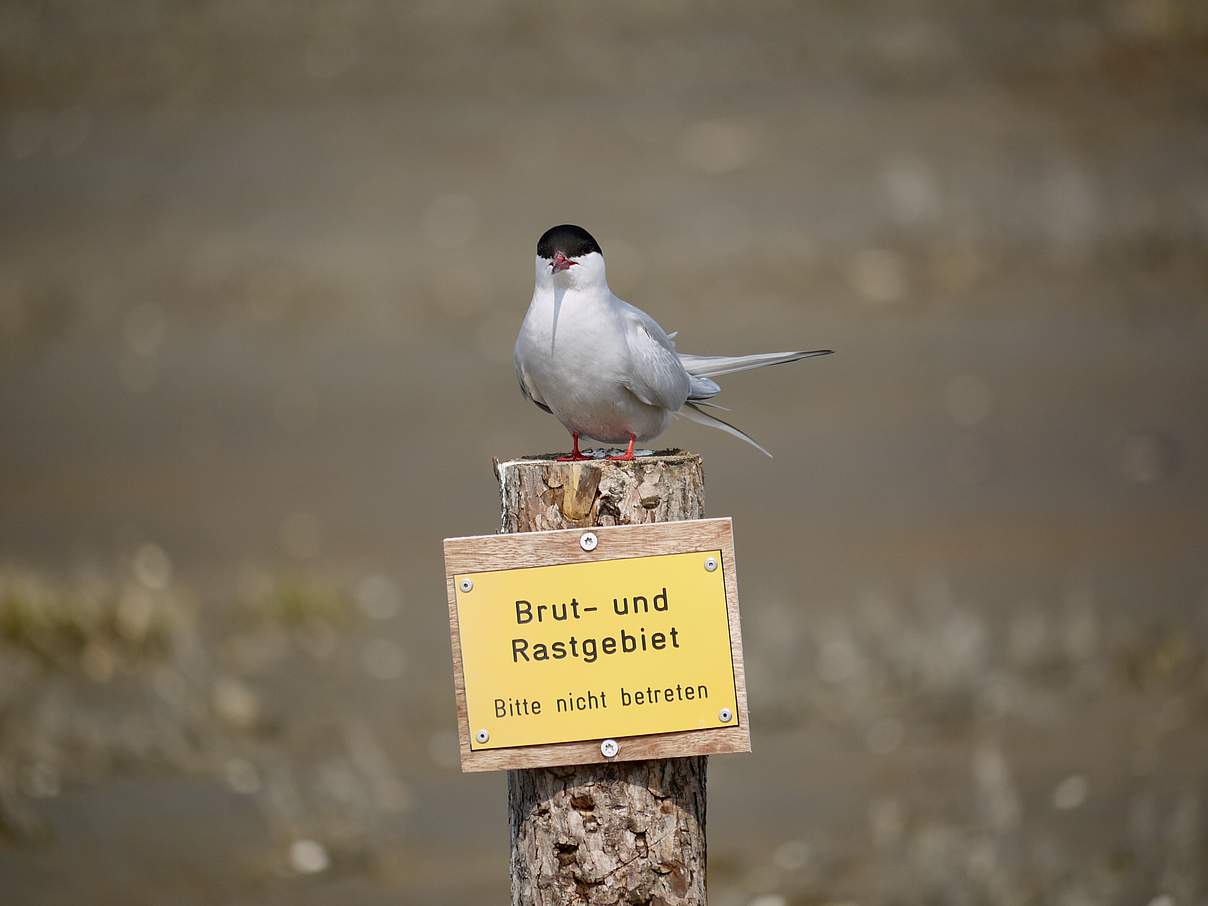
2,1 -> 1207,904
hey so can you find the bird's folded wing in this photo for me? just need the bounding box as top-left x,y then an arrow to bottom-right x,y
514,346 -> 551,413
619,308 -> 691,412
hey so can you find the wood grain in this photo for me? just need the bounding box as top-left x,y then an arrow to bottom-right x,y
487,453 -> 720,906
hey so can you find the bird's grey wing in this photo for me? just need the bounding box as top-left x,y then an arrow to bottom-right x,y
616,301 -> 692,412
513,343 -> 552,414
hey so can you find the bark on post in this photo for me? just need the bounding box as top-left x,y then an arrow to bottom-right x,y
496,451 -> 708,906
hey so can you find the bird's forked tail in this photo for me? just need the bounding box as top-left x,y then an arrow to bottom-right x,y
679,349 -> 832,381
675,348 -> 833,457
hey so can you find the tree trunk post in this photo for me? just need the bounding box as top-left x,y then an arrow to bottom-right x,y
497,451 -> 708,906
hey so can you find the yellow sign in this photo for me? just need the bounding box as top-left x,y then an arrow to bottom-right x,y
454,548 -> 739,751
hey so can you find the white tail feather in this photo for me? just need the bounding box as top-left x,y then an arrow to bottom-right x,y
687,398 -> 731,412
679,349 -> 832,378
677,402 -> 772,458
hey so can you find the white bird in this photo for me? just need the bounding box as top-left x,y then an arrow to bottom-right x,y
513,224 -> 832,461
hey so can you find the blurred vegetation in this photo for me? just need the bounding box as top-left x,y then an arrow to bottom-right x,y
239,575 -> 357,631
0,570 -> 184,671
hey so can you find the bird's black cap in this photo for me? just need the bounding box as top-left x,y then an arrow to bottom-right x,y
537,224 -> 602,259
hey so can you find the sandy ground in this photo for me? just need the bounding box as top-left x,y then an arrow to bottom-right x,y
2,2 -> 1207,903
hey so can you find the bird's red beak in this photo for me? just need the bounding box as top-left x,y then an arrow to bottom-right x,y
551,251 -> 578,273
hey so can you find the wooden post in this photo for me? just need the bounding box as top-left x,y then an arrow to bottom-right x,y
497,452 -> 708,906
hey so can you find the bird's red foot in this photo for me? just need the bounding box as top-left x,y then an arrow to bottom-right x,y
556,433 -> 593,462
608,434 -> 637,462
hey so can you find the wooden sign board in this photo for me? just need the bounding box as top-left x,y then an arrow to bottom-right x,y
442,518 -> 750,772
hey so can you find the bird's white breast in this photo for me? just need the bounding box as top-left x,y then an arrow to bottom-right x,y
516,287 -> 672,443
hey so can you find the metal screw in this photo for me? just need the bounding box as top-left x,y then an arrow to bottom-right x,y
719,708 -> 733,723
580,532 -> 598,552
600,738 -> 619,758
704,557 -> 718,572
459,577 -> 474,593
475,729 -> 489,744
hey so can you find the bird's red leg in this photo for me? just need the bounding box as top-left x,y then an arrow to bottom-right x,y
608,433 -> 636,462
556,432 -> 592,462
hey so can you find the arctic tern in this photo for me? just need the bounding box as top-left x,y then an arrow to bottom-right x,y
513,224 -> 831,461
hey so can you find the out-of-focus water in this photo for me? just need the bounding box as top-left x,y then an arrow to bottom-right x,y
1,2 -> 1207,903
